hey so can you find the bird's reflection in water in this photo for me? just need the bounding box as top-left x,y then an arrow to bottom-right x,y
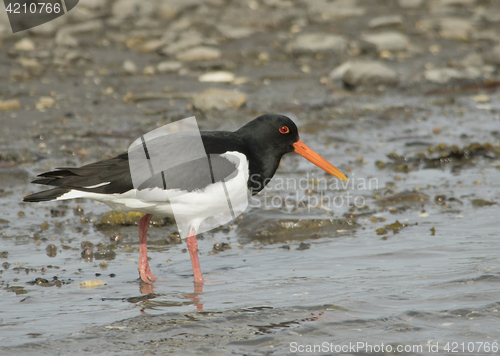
184,282 -> 204,311
139,280 -> 204,312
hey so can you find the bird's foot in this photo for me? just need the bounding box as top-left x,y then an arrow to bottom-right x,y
138,264 -> 158,284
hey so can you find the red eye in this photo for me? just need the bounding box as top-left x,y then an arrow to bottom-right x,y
279,126 -> 289,134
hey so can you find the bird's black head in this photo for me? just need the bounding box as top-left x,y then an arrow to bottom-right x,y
237,113 -> 347,195
237,114 -> 300,157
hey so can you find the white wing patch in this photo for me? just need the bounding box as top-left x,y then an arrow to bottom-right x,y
84,182 -> 111,189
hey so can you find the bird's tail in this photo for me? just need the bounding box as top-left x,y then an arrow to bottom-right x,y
23,188 -> 71,202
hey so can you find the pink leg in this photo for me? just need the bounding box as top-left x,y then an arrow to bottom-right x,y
186,227 -> 204,283
138,214 -> 158,283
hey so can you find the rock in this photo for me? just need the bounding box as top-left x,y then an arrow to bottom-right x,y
484,45 -> 500,65
439,18 -> 474,41
439,0 -> 475,5
236,210 -> 359,244
167,17 -> 192,33
55,31 -> 79,47
398,0 -> 424,8
308,0 -> 366,20
36,96 -> 55,109
471,30 -> 499,43
111,0 -> 157,20
123,60 -> 138,74
17,57 -> 41,68
471,94 -> 490,102
423,68 -> 477,84
143,66 -> 155,75
376,191 -> 430,207
192,89 -> 247,111
341,61 -> 399,87
157,0 -> 201,19
157,61 -> 182,73
65,7 -> 95,23
287,33 -> 347,54
176,46 -> 221,62
14,38 -> 35,51
137,39 -> 165,53
360,32 -> 410,52
55,20 -> 103,47
161,31 -> 204,55
61,20 -> 103,35
329,61 -> 354,81
94,250 -> 117,260
368,15 -> 403,29
198,71 -> 235,83
158,3 -> 178,19
471,199 -> 496,207
0,99 -> 20,111
80,0 -> 107,9
97,211 -> 146,226
216,25 -> 255,39
460,52 -> 483,67
77,280 -> 107,288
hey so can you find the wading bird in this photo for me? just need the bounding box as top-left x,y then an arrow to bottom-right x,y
24,114 -> 347,285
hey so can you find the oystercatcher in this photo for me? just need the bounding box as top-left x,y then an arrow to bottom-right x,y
23,114 -> 347,284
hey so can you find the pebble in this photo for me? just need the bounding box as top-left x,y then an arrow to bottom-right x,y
123,60 -> 138,74
192,89 -> 247,111
287,33 -> 347,54
0,99 -> 20,111
137,39 -> 166,53
198,71 -> 235,83
94,249 -> 117,261
398,0 -> 424,8
484,45 -> 500,65
471,94 -> 490,102
329,61 -> 355,81
60,20 -> 103,35
296,242 -> 311,250
471,199 -> 496,207
77,280 -> 107,288
361,32 -> 410,52
213,242 -> 231,251
216,25 -> 255,39
55,31 -> 79,47
423,68 -> 473,84
143,66 -> 155,75
439,0 -> 476,6
339,61 -> 399,87
460,52 -> 483,67
36,97 -> 55,109
308,0 -> 366,20
176,46 -> 221,62
14,38 -> 36,51
81,248 -> 93,259
439,18 -> 474,41
46,244 -> 57,257
368,15 -> 403,29
157,61 -> 182,73
111,0 -> 156,20
161,31 -> 204,55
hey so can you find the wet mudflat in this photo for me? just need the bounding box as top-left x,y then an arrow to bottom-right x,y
1,0 -> 500,355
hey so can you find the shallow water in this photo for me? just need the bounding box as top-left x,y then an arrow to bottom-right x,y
1,94 -> 500,354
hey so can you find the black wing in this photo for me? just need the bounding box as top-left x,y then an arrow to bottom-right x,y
24,131 -> 247,201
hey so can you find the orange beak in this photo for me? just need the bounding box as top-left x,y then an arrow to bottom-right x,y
293,140 -> 348,181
